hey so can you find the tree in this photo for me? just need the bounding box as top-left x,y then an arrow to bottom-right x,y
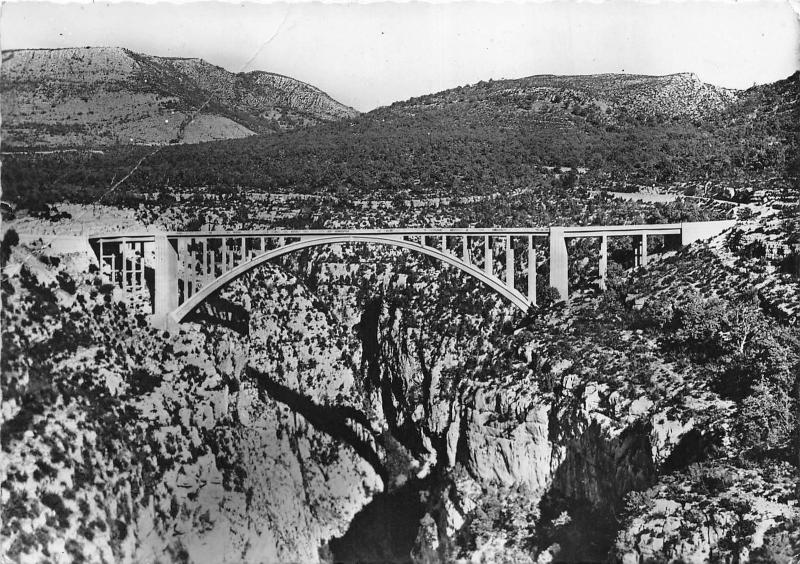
721,292 -> 764,355
665,295 -> 727,357
736,379 -> 796,453
1,228 -> 19,266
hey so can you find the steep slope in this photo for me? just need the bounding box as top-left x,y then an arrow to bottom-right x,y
0,47 -> 358,148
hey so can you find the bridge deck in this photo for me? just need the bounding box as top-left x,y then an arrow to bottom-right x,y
88,223 -> 692,243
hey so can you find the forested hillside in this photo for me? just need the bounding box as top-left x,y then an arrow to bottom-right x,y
3,71 -> 798,209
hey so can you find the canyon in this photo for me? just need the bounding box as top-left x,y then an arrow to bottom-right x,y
2,226 -> 797,562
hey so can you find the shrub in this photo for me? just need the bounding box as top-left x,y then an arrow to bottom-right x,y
40,492 -> 71,528
57,271 -> 76,294
749,517 -> 800,563
621,489 -> 656,524
663,295 -> 727,357
540,286 -> 563,307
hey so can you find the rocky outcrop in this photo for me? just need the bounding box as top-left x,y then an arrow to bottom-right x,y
613,462 -> 800,563
155,56 -> 358,123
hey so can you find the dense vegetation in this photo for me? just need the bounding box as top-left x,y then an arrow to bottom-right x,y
3,72 -> 798,208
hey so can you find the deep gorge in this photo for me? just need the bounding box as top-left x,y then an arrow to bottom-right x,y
194,248 -> 665,563
3,239 -> 797,563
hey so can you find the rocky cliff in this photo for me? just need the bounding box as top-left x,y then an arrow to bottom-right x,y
1,47 -> 358,148
1,225 -> 798,562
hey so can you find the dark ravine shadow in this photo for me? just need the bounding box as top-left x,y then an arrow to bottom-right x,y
247,365 -> 436,563
326,478 -> 430,564
245,366 -> 388,482
354,298 -> 431,461
530,419 -> 657,562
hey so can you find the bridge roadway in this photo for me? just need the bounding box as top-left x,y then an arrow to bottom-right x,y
88,221 -> 734,328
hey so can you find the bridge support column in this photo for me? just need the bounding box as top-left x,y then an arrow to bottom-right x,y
599,235 -> 608,290
120,238 -> 129,300
641,235 -> 648,266
505,236 -> 514,289
153,236 -> 179,330
634,235 -> 648,267
485,236 -> 492,275
527,236 -> 536,305
549,227 -> 568,302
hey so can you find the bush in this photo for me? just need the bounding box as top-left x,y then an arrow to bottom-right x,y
540,286 -> 563,307
57,271 -> 77,294
664,295 -> 727,357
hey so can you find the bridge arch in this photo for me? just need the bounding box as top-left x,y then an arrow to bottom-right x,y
169,234 -> 530,325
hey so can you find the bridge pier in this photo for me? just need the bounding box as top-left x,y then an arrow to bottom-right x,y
527,236 -> 536,305
154,236 -> 179,330
485,236 -> 493,275
549,227 -> 568,301
505,236 -> 514,288
599,235 -> 608,290
634,234 -> 648,267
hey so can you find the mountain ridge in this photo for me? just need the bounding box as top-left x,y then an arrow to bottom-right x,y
2,52 -> 797,206
1,46 -> 358,148
383,70 -> 740,125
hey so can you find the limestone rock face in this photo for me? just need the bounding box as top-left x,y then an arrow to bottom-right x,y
460,395 -> 553,490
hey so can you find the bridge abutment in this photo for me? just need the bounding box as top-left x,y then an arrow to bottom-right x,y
599,235 -> 608,290
680,220 -> 736,246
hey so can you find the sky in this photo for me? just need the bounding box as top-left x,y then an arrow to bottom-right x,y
2,0 -> 799,112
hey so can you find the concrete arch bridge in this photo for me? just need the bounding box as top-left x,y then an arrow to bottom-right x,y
88,221 -> 734,328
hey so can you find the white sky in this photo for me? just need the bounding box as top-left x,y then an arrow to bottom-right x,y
2,1 -> 799,111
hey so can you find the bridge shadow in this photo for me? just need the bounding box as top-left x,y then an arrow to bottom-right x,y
245,366 -> 388,483
185,294 -> 250,335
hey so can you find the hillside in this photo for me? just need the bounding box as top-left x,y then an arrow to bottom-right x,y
387,72 -> 738,125
3,70 -> 797,207
0,47 -> 358,148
